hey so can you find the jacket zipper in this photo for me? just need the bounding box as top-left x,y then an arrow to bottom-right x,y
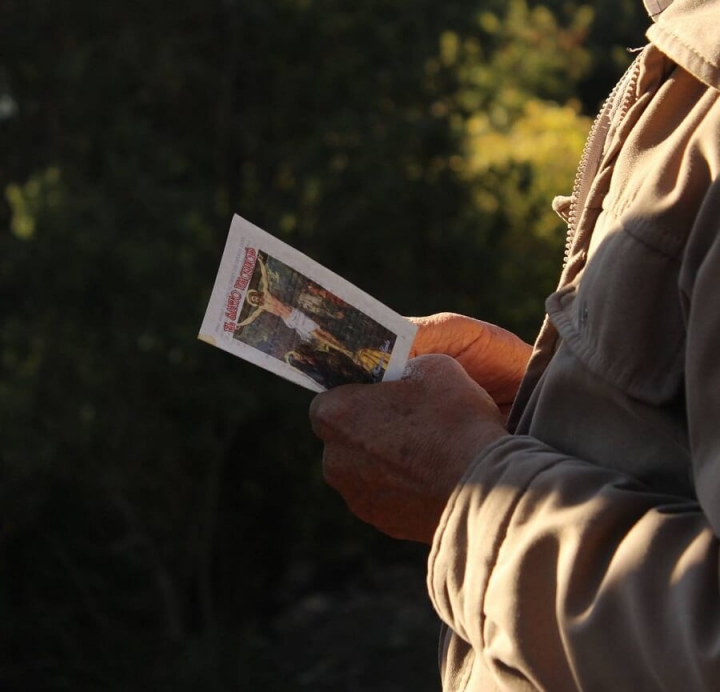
563,54 -> 644,268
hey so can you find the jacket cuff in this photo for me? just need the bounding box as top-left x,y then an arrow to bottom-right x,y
427,435 -> 562,648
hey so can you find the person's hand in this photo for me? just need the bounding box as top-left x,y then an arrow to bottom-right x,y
309,354 -> 509,544
408,313 -> 532,418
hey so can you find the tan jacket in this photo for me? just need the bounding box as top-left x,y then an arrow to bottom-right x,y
429,1 -> 720,689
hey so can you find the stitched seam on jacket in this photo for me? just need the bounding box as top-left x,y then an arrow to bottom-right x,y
608,184 -> 684,254
648,24 -> 720,92
660,25 -> 718,71
620,217 -> 684,259
547,293 -> 685,399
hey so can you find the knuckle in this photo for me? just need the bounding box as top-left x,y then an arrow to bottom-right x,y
309,385 -> 364,438
308,392 -> 326,425
309,391 -> 338,437
404,353 -> 458,381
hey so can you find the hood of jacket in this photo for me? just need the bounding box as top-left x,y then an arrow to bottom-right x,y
645,0 -> 720,90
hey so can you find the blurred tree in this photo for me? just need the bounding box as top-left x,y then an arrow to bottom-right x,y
0,0 -> 648,689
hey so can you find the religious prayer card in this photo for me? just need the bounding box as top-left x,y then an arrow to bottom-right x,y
198,215 -> 417,392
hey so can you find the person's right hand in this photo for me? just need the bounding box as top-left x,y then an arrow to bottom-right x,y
310,354 -> 508,544
408,312 -> 532,418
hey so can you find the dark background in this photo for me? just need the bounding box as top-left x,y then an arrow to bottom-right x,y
1,1 -> 646,690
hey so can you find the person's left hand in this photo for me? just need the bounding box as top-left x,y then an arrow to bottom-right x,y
309,354 -> 509,544
408,313 -> 532,419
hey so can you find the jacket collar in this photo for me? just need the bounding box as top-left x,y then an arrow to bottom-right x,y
644,0 -> 673,17
645,0 -> 720,90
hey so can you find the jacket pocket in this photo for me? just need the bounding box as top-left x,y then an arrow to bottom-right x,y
546,213 -> 685,405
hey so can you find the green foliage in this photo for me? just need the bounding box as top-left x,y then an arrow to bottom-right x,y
0,0 -> 648,688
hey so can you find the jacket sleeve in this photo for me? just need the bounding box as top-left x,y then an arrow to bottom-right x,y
428,188 -> 720,691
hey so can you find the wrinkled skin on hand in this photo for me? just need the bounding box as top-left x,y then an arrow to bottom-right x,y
310,354 -> 509,544
408,313 -> 532,419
